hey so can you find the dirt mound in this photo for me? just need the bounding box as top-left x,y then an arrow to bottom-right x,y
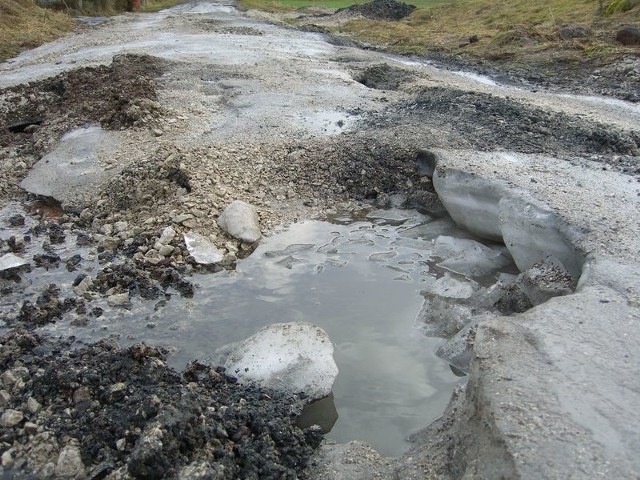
339,0 -> 416,21
355,63 -> 415,90
0,331 -> 322,479
0,54 -> 168,202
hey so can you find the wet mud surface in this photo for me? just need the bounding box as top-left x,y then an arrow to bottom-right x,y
0,1 -> 639,478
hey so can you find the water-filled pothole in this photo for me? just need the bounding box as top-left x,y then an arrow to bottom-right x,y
3,206 -> 518,456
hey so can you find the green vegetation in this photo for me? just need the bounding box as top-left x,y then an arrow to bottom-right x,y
238,0 -> 640,64
0,0 -> 74,61
0,0 -> 186,62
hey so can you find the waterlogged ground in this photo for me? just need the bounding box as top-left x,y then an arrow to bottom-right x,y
1,204 -> 519,456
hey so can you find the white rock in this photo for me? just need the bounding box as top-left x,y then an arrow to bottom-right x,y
27,397 -> 41,414
107,293 -> 130,308
73,276 -> 93,296
184,232 -> 224,264
158,245 -> 174,257
19,126 -> 115,208
211,322 -> 338,402
217,200 -> 262,243
0,253 -> 30,272
0,409 -> 23,427
55,445 -> 86,479
159,226 -> 176,245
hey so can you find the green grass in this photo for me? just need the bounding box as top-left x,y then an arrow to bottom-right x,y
238,0 -> 640,67
0,0 -> 74,62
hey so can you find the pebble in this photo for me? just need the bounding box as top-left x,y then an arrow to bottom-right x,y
55,445 -> 86,479
0,390 -> 10,408
159,226 -> 176,245
27,397 -> 42,414
107,293 -> 131,307
0,409 -> 24,427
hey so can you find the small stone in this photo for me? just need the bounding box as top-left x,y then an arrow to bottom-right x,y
183,232 -> 223,265
217,200 -> 262,243
24,422 -> 38,434
159,226 -> 176,245
116,438 -> 127,451
107,293 -> 130,308
27,397 -> 42,413
8,215 -> 25,226
1,370 -> 17,387
109,383 -> 127,403
1,449 -> 14,467
173,213 -> 194,224
158,245 -> 174,257
0,390 -> 10,408
0,409 -> 24,427
73,276 -> 94,295
55,445 -> 86,479
73,386 -> 91,404
113,221 -> 128,234
0,253 -> 30,272
153,129 -> 163,137
616,26 -> 640,46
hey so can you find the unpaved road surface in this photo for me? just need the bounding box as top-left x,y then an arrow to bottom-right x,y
1,1 -> 640,479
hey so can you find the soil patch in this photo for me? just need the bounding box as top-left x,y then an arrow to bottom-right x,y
355,63 -> 415,90
0,330 -> 322,479
339,0 -> 416,21
367,86 -> 640,176
0,54 -> 166,201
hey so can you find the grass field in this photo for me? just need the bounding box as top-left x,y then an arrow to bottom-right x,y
238,0 -> 639,64
0,0 -> 74,61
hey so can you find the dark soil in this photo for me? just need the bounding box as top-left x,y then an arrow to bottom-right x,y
365,86 -> 640,176
410,52 -> 640,103
0,53 -> 166,157
0,330 -> 322,479
355,63 -> 415,90
339,0 -> 416,21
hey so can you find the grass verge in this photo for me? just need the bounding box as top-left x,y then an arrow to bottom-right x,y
241,0 -> 640,67
0,0 -> 74,62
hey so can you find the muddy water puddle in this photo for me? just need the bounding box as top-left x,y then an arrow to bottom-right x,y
1,206 -> 518,456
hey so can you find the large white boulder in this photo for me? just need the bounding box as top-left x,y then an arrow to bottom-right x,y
217,200 -> 262,243
211,322 -> 338,402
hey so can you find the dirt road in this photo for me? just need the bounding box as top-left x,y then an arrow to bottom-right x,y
1,1 -> 640,478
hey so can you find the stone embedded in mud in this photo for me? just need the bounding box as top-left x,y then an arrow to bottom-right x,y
217,200 -> 262,243
0,409 -> 24,427
0,253 -> 30,272
210,322 -> 338,402
183,232 -> 224,264
55,446 -> 86,479
158,226 -> 176,245
495,260 -> 576,314
107,292 -> 131,308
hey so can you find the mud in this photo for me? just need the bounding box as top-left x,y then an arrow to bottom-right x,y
367,86 -> 640,175
0,330 -> 321,479
1,2 -> 640,479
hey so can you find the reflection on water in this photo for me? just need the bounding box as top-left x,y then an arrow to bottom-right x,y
32,211 -> 516,456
